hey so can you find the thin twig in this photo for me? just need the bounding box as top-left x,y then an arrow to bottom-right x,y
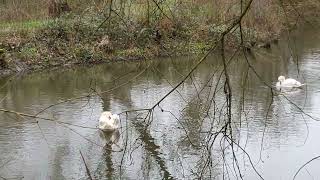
80,150 -> 93,180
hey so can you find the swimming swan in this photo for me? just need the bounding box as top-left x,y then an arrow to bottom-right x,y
98,111 -> 120,131
276,76 -> 303,88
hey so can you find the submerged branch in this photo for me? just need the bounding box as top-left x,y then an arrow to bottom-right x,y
293,155 -> 320,180
0,108 -> 97,129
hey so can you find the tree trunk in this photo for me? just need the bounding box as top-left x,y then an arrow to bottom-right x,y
48,0 -> 71,18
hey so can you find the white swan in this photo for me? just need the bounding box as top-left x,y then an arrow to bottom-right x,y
276,76 -> 303,88
98,111 -> 120,131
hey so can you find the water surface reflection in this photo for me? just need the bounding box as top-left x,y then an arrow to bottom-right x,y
0,26 -> 320,179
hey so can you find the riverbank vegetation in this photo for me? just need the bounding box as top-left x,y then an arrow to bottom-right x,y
0,0 -> 319,74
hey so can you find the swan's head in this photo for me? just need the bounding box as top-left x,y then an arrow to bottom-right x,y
278,76 -> 286,82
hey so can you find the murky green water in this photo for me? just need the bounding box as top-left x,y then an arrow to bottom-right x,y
1,26 -> 320,179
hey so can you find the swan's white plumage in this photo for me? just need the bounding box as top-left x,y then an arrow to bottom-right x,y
276,76 -> 303,88
98,111 -> 120,131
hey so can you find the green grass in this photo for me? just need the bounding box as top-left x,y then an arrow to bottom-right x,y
0,19 -> 51,35
19,46 -> 38,59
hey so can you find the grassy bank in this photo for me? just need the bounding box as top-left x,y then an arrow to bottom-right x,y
0,0 -> 319,75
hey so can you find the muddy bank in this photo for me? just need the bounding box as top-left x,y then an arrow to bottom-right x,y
0,22 -> 278,77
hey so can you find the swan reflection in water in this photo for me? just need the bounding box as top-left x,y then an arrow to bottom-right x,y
99,129 -> 120,146
276,85 -> 303,95
94,130 -> 121,179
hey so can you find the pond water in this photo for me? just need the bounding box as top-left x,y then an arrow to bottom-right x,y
1,26 -> 320,180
